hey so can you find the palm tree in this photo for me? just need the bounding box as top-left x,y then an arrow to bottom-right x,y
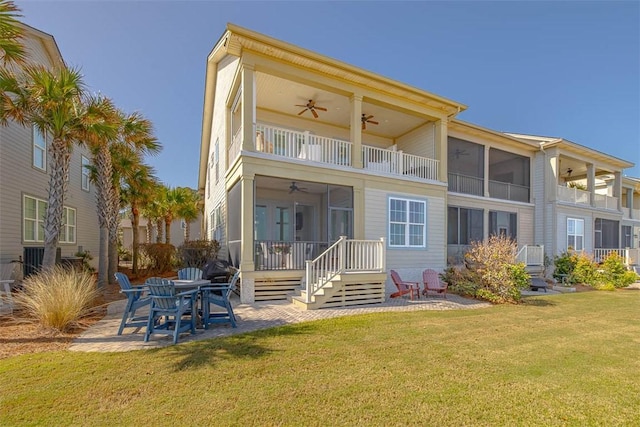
0,0 -> 26,65
118,147 -> 158,274
107,111 -> 159,282
82,95 -> 120,287
0,64 -> 86,267
176,187 -> 201,242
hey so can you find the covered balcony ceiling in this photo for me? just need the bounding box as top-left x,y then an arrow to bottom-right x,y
256,73 -> 429,139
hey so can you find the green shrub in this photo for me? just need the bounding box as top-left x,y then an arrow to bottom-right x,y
139,243 -> 176,274
14,266 -> 99,332
571,252 -> 597,285
596,253 -> 637,288
462,235 -> 530,304
177,239 -> 220,268
553,251 -> 576,283
74,250 -> 96,273
440,266 -> 479,297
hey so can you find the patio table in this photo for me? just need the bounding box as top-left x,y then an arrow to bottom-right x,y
172,279 -> 212,328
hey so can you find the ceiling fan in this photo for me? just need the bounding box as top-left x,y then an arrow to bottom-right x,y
289,181 -> 308,194
295,99 -> 327,119
452,148 -> 469,159
361,114 -> 378,130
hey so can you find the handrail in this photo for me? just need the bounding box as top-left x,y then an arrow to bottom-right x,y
362,145 -> 438,181
304,237 -> 385,303
516,245 -> 544,266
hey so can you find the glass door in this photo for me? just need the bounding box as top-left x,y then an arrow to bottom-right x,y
329,208 -> 353,242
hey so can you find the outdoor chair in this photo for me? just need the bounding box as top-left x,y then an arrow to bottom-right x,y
178,267 -> 204,280
114,272 -> 151,335
144,278 -> 197,345
422,269 -> 448,299
389,270 -> 420,300
201,270 -> 240,329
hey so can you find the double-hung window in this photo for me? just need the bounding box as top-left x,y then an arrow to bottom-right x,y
388,197 -> 426,248
210,205 -> 223,241
60,207 -> 76,243
24,195 -> 76,243
567,218 -> 584,251
33,126 -> 46,170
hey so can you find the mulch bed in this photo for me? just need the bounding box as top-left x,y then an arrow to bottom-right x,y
0,268 -> 176,360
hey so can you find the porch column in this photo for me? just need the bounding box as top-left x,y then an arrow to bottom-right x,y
240,174 -> 255,303
587,163 -> 595,207
627,188 -> 634,219
353,186 -> 365,239
545,148 -> 559,203
434,119 -> 448,182
613,171 -> 622,211
241,63 -> 256,152
350,94 -> 363,168
483,145 -> 490,197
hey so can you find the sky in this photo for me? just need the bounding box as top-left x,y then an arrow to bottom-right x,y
15,0 -> 640,188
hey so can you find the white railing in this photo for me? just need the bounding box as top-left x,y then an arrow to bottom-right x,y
448,173 -> 483,196
622,207 -> 630,219
593,248 -> 630,264
229,126 -> 242,165
516,245 -> 544,266
634,209 -> 640,220
363,146 -> 438,181
557,185 -> 590,205
489,180 -> 530,203
593,194 -> 618,210
255,123 -> 352,167
305,237 -> 385,303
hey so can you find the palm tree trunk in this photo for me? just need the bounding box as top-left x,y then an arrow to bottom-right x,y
185,222 -> 191,242
165,218 -> 171,244
42,141 -> 71,268
107,183 -> 121,284
94,144 -> 113,287
131,206 -> 140,274
156,219 -> 163,243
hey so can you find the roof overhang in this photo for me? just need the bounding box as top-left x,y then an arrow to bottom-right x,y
450,119 -> 539,151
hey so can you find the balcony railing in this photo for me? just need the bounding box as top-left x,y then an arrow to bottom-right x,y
489,180 -> 530,203
256,124 -> 352,167
592,248 -> 638,265
255,240 -> 328,271
557,185 -> 590,205
593,194 -> 618,210
362,146 -> 439,181
516,245 -> 544,266
448,172 -> 483,196
229,126 -> 242,165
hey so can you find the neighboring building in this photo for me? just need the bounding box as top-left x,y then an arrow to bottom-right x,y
0,24 -> 100,277
198,24 -> 637,308
119,215 -> 202,251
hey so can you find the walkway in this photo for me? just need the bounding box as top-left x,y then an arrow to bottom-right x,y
69,294 -> 492,353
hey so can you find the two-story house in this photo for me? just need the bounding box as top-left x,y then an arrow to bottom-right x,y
0,24 -> 100,278
198,24 -> 637,309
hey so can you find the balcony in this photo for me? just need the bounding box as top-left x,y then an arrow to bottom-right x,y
252,123 -> 439,182
593,194 -> 618,210
622,207 -> 640,220
557,185 -> 590,205
489,180 -> 529,203
448,172 -> 483,196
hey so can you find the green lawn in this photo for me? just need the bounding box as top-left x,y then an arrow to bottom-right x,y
1,291 -> 639,426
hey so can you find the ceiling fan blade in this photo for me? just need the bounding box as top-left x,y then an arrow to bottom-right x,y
314,106 -> 327,111
295,104 -> 307,107
362,122 -> 366,130
311,109 -> 318,118
298,109 -> 307,115
366,115 -> 374,120
368,120 -> 379,125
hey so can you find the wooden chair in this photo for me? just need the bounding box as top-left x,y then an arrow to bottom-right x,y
389,270 -> 420,300
114,272 -> 151,335
201,270 -> 240,329
178,267 -> 203,280
422,269 -> 448,299
144,278 -> 197,344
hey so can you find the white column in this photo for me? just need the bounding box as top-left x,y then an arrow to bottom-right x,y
613,172 -> 622,211
484,145 -> 490,197
350,94 -> 363,168
240,174 -> 255,303
241,63 -> 256,152
587,163 -> 595,207
434,119 -> 448,182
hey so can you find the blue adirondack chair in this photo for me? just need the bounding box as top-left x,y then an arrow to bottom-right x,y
114,272 -> 151,335
144,278 -> 198,344
201,270 -> 240,329
178,267 -> 204,280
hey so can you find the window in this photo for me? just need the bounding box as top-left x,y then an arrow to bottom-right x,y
23,195 -> 46,242
622,225 -> 632,248
489,210 -> 517,241
567,218 -> 584,251
206,168 -> 210,199
81,156 -> 90,191
595,218 -> 619,248
448,207 -> 483,245
33,126 -> 46,170
210,205 -> 223,241
24,195 -> 76,243
388,197 -> 426,248
60,207 -> 76,243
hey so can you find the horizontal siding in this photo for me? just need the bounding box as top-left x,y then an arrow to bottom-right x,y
396,122 -> 434,159
365,186 -> 446,294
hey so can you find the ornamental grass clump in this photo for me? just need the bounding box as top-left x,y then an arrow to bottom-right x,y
15,266 -> 99,332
